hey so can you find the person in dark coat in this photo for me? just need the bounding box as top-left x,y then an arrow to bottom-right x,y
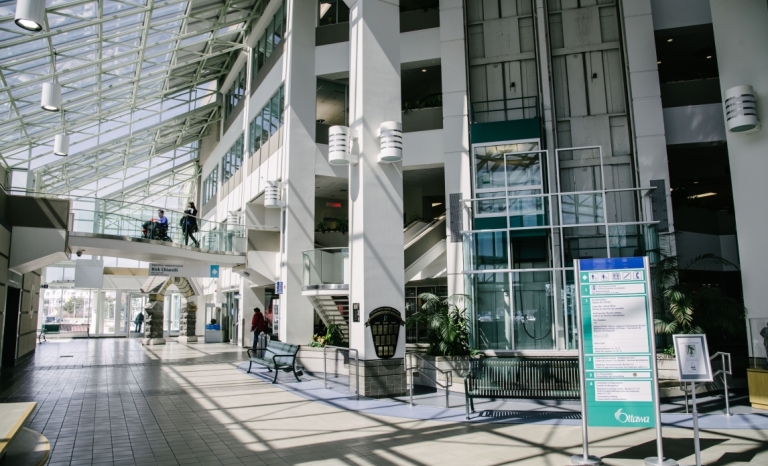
183,201 -> 200,247
134,312 -> 144,333
251,308 -> 266,349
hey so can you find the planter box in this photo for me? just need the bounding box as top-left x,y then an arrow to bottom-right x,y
748,367 -> 768,410
296,346 -> 350,376
408,355 -> 474,394
314,232 -> 348,248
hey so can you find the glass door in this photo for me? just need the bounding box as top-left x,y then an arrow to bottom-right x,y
129,293 -> 147,337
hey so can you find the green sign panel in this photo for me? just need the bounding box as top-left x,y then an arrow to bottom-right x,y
577,257 -> 657,428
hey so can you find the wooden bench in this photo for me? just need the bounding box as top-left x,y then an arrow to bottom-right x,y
464,357 -> 580,419
246,341 -> 303,384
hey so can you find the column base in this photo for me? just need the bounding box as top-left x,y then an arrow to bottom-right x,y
177,336 -> 198,343
142,338 -> 166,345
349,358 -> 406,398
644,457 -> 678,466
570,454 -> 601,465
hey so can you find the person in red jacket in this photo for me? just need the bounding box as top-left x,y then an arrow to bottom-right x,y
251,308 -> 266,349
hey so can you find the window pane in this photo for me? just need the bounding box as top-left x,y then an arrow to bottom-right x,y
319,0 -> 337,25
279,86 -> 285,127
466,272 -> 511,350
262,106 -> 270,143
274,3 -> 284,45
266,19 -> 274,57
270,92 -> 280,135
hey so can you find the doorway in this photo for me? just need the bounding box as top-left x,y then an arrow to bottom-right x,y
2,287 -> 21,367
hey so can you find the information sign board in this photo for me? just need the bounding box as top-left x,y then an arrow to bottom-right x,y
149,263 -> 220,278
576,257 -> 657,428
673,334 -> 713,382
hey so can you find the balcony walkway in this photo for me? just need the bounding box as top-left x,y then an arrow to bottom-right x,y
3,339 -> 766,466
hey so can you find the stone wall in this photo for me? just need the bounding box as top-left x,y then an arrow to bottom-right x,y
350,359 -> 407,398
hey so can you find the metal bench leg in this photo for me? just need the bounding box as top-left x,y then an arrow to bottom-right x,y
465,396 -> 470,420
247,362 -> 252,374
293,369 -> 301,382
272,368 -> 279,384
470,397 -> 475,413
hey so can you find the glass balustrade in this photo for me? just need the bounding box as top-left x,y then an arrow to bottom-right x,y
70,209 -> 246,253
302,248 -> 349,288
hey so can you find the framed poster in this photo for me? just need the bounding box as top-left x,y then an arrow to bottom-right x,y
673,334 -> 713,382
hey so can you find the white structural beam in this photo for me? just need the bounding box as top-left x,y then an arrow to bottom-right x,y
346,0 -> 405,362
710,0 -> 768,348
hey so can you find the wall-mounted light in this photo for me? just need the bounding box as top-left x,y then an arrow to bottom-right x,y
41,82 -> 61,112
724,85 -> 760,133
328,125 -> 358,165
377,121 -> 402,163
53,134 -> 69,156
14,0 -> 45,32
264,181 -> 283,208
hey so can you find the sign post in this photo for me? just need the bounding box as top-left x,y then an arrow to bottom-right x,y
574,257 -> 677,466
673,334 -> 713,466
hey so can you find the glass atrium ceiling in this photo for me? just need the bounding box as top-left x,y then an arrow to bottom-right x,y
0,0 -> 265,198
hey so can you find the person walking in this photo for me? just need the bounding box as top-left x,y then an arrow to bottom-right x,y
251,308 -> 266,352
183,201 -> 200,247
134,312 -> 144,333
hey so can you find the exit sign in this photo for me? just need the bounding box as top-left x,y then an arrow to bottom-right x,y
326,202 -> 342,208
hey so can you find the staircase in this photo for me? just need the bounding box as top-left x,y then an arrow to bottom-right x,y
306,293 -> 350,342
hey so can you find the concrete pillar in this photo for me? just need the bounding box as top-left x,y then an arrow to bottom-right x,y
346,0 -> 406,397
278,0 -> 317,345
710,0 -> 768,355
178,301 -> 198,343
142,294 -> 165,345
439,0 -> 471,299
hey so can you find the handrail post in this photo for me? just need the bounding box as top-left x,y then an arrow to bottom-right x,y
723,353 -> 731,416
355,349 -> 359,400
409,353 -> 414,407
323,345 -> 327,390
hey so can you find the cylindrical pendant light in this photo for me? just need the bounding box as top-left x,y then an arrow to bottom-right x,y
377,121 -> 403,163
14,0 -> 46,32
41,82 -> 61,112
54,134 -> 69,156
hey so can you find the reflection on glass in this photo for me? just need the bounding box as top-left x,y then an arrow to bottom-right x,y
509,194 -> 548,227
475,192 -> 506,215
475,149 -> 505,190
464,231 -> 508,270
562,193 -> 604,225
466,273 -> 511,350
512,271 -> 555,350
506,152 -> 541,189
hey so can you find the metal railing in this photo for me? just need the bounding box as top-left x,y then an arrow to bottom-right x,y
679,352 -> 732,416
323,345 -> 359,400
470,96 -> 538,123
406,353 -> 454,407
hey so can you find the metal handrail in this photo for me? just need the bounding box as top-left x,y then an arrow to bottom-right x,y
470,96 -> 538,123
710,351 -> 732,416
323,346 -> 359,400
679,351 -> 733,416
406,352 -> 453,408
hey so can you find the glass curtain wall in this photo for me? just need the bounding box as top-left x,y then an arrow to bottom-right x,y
404,284 -> 448,344
463,142 -> 658,352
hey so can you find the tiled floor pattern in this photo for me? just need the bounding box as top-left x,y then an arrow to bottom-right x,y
0,339 -> 766,466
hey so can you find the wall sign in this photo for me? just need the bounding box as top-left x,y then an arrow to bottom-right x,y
673,334 -> 713,382
276,281 -> 284,295
576,257 -> 657,428
149,263 -> 220,278
365,307 -> 404,359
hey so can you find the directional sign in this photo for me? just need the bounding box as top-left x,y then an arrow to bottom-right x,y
149,263 -> 221,278
577,257 -> 657,428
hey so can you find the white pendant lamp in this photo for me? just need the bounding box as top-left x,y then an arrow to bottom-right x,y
54,134 -> 69,156
41,82 -> 61,112
328,125 -> 357,165
14,0 -> 46,32
724,85 -> 761,133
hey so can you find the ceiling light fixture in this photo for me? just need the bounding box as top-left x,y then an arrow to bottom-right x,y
14,0 -> 46,32
667,38 -> 673,42
41,82 -> 61,112
687,192 -> 717,199
706,55 -> 712,59
422,69 -> 427,72
657,61 -> 662,65
53,134 -> 69,156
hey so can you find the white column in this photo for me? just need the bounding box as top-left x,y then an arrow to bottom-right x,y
621,0 -> 675,234
710,0 -> 768,344
278,0 -> 318,344
439,0 -> 471,299
346,0 -> 405,361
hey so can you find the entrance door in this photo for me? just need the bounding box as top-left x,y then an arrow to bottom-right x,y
128,293 -> 147,337
2,287 -> 21,367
